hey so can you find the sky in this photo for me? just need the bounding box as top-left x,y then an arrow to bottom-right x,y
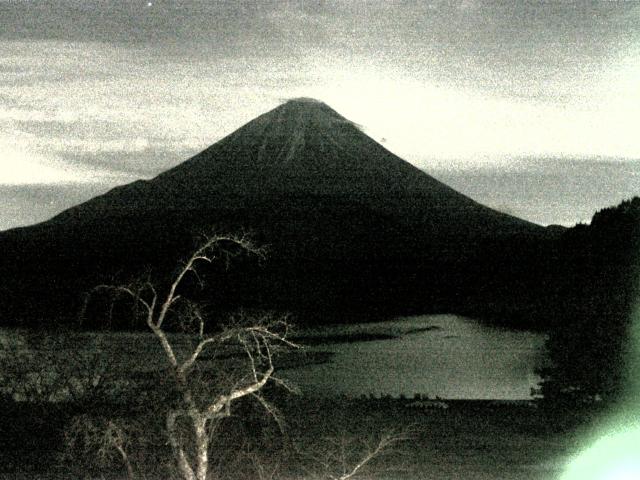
1,0 -> 639,229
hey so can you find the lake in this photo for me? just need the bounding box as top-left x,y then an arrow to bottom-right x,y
282,315 -> 547,400
0,314 -> 547,402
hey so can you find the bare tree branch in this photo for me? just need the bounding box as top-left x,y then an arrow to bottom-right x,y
299,429 -> 411,480
332,431 -> 407,480
80,233 -> 296,480
178,331 -> 235,376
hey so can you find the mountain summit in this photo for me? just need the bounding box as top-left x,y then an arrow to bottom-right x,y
1,99 -> 547,325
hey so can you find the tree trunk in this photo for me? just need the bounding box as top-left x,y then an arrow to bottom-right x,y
194,417 -> 209,480
167,411 -> 196,480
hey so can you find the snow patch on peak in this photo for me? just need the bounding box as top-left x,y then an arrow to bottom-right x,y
285,97 -> 325,105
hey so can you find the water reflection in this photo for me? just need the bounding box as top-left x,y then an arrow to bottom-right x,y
283,315 -> 546,400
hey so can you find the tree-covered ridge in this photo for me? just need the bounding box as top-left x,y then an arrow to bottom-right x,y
538,196 -> 640,404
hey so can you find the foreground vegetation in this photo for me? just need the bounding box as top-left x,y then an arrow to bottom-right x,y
0,320 -> 605,479
0,234 -> 410,479
2,207 -> 637,479
0,393 -> 600,480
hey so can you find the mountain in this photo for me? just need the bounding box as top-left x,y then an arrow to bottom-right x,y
49,98 -> 537,233
0,98 -> 553,327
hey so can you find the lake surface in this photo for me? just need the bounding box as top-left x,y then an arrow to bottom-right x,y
282,315 -> 547,400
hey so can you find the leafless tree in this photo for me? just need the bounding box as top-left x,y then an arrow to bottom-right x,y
0,329 -> 110,404
301,429 -> 411,480
71,233 -> 411,480
83,233 -> 297,480
64,415 -> 137,480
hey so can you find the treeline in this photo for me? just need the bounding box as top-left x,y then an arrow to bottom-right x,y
537,197 -> 640,405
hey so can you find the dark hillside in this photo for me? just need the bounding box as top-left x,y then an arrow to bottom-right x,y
537,197 -> 640,404
0,99 -> 557,327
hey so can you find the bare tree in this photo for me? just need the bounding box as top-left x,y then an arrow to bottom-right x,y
73,233 -> 411,480
0,329 -> 110,404
84,233 -> 298,480
301,430 -> 411,480
64,415 -> 137,480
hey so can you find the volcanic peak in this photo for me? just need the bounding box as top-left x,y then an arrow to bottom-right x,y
266,97 -> 353,128
286,97 -> 326,105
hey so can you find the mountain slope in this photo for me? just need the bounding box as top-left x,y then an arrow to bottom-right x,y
0,98 -> 549,326
49,98 -> 536,236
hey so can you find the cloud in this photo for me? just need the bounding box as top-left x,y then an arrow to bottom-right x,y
58,147 -> 196,178
0,107 -> 79,123
300,72 -> 640,165
432,158 -> 640,226
0,182 -> 119,230
0,142 -> 122,185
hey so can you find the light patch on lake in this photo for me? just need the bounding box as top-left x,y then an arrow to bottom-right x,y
282,315 -> 547,400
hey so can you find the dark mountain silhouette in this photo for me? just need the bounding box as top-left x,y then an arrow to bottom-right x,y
0,98 -> 557,327
49,98 -> 537,234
